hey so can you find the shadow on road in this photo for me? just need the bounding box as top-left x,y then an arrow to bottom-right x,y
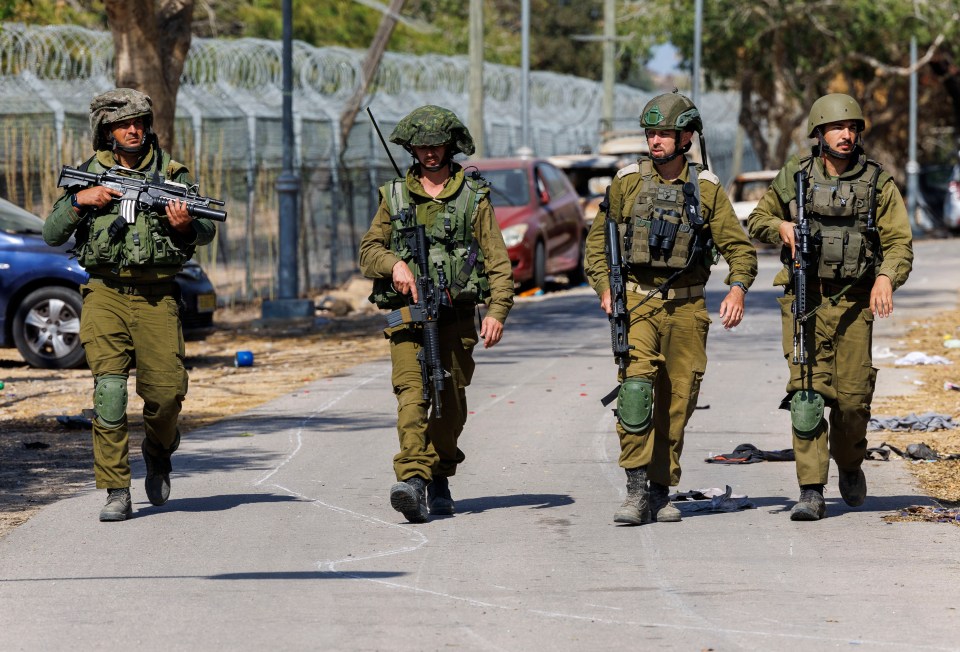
456,492 -> 574,513
135,492 -> 303,514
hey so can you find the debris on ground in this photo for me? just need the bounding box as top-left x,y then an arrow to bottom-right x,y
868,413 -> 957,432
883,505 -> 960,526
895,351 -> 952,366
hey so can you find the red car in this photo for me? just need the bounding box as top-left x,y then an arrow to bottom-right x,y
467,157 -> 587,289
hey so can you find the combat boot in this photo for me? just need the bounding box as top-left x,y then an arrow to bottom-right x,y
649,482 -> 681,522
790,485 -> 826,521
141,439 -> 171,507
613,467 -> 650,525
427,476 -> 455,515
99,488 -> 133,522
390,476 -> 428,523
838,467 -> 866,507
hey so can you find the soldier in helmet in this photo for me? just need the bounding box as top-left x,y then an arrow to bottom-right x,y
584,90 -> 758,525
358,105 -> 514,523
748,94 -> 913,521
43,88 -> 217,522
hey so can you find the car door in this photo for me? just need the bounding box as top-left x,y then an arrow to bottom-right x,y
536,162 -> 582,272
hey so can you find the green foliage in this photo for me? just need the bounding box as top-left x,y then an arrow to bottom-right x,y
3,0 -> 106,28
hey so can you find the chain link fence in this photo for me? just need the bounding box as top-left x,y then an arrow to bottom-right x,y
0,23 -> 759,303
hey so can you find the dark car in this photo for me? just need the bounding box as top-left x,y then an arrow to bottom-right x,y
467,157 -> 587,289
0,197 -> 216,369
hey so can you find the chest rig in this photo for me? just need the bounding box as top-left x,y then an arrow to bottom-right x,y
620,159 -> 708,270
72,149 -> 195,270
371,174 -> 490,309
794,155 -> 882,282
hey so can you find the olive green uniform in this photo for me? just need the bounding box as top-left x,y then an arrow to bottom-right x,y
747,151 -> 913,486
43,146 -> 216,489
585,159 -> 757,486
359,163 -> 514,482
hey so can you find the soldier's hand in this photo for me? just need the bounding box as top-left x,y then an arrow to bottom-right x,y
600,288 -> 613,315
165,198 -> 193,233
871,274 -> 894,318
719,287 -> 745,329
779,221 -> 796,257
392,261 -> 418,302
480,316 -> 503,348
74,185 -> 121,210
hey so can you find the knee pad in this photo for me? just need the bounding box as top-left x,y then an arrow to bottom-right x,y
790,390 -> 824,440
94,374 -> 128,428
617,378 -> 654,434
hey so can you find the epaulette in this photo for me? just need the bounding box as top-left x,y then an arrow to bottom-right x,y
616,162 -> 640,179
699,169 -> 720,186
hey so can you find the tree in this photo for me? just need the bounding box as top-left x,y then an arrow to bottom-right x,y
104,0 -> 195,153
632,0 -> 960,178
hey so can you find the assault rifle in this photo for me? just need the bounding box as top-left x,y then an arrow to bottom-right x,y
603,192 -> 632,376
384,205 -> 449,419
58,165 -> 228,225
791,170 -> 813,366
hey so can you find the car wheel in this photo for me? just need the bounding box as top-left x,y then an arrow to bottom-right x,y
12,286 -> 86,369
567,233 -> 587,287
533,241 -> 547,290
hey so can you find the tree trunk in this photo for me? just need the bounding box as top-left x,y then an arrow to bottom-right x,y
105,0 -> 195,154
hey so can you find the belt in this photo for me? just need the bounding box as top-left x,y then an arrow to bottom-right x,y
626,281 -> 704,300
88,277 -> 177,297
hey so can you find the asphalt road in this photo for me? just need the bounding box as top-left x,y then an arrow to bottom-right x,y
1,240 -> 959,651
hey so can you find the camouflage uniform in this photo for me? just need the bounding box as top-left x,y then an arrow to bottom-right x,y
43,89 -> 216,520
748,93 -> 913,520
359,105 -> 514,522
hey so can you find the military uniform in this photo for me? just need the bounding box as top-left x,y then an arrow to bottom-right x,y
585,90 -> 757,525
43,89 -> 216,520
358,105 -> 513,523
748,152 -> 913,494
586,159 -> 757,484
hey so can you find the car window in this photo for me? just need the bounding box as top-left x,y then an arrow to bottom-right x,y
538,163 -> 570,201
0,198 -> 45,234
481,168 -> 529,207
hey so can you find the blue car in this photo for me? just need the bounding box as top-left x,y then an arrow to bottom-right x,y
0,197 -> 216,369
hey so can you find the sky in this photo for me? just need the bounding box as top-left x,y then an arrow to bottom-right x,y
647,42 -> 680,75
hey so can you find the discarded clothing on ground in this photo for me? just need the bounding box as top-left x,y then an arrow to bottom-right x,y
894,351 -> 953,366
669,486 -> 756,512
704,443 -> 795,464
875,441 -> 960,462
886,505 -> 960,526
869,412 -> 957,432
56,414 -> 93,429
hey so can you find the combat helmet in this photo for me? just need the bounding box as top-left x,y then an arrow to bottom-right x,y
89,88 -> 154,151
806,93 -> 864,137
639,90 -> 706,166
640,90 -> 703,134
390,105 -> 475,157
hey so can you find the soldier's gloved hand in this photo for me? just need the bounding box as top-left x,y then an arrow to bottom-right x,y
391,261 -> 418,303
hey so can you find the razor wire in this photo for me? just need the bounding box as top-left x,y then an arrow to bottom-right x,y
0,22 -> 755,304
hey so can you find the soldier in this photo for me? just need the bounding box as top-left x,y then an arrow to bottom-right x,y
585,91 -> 758,525
43,89 -> 216,522
358,105 -> 514,523
748,93 -> 913,521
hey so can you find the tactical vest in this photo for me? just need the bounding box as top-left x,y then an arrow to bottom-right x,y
793,155 -> 884,282
370,174 -> 490,309
72,148 -> 196,270
620,159 -> 708,270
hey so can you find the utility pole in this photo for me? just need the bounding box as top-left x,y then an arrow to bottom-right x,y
469,0 -> 484,157
692,0 -> 702,105
262,0 -> 314,321
520,0 -> 530,152
601,0 -> 614,133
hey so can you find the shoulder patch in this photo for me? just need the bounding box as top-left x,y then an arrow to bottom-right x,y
699,169 -> 720,186
616,163 -> 640,179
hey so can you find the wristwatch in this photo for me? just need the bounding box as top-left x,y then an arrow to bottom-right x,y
731,281 -> 748,294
